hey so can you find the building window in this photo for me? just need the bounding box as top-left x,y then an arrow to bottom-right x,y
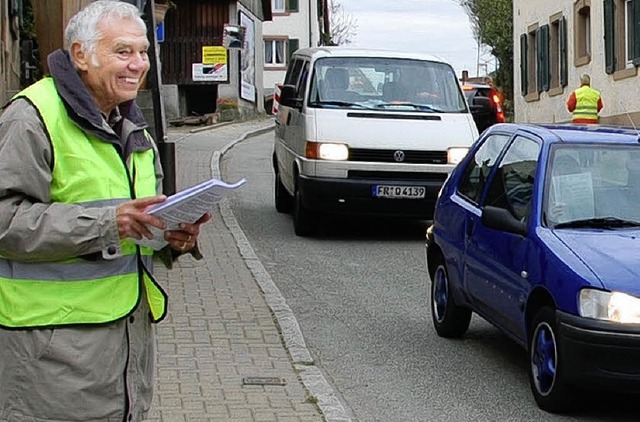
520,23 -> 540,101
265,40 -> 286,66
604,0 -> 640,78
272,0 -> 298,14
549,13 -> 568,95
574,0 -> 591,66
272,0 -> 285,13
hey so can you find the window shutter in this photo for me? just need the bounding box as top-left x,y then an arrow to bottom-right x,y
286,0 -> 299,12
633,0 -> 640,64
287,38 -> 299,62
560,17 -> 568,87
604,0 -> 616,73
520,34 -> 528,96
536,26 -> 550,93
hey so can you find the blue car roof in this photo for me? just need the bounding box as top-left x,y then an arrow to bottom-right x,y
487,123 -> 640,145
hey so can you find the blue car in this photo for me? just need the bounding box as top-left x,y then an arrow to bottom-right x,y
425,123 -> 640,413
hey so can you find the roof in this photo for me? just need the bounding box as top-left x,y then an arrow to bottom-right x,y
488,123 -> 640,145
292,46 -> 449,64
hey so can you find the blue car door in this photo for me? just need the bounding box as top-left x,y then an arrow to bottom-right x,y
464,135 -> 541,341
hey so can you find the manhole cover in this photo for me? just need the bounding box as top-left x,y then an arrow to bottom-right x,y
242,377 -> 286,386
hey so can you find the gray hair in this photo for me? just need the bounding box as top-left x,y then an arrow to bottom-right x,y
64,1 -> 146,60
580,73 -> 591,86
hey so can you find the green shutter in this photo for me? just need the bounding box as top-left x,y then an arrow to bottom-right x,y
633,0 -> 640,64
604,0 -> 616,73
520,33 -> 528,96
560,17 -> 568,87
286,0 -> 299,12
287,38 -> 299,62
537,26 -> 550,92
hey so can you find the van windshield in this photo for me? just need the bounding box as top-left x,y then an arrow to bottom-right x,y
308,57 -> 468,113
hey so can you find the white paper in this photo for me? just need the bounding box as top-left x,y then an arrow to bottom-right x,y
131,177 -> 247,250
551,172 -> 594,223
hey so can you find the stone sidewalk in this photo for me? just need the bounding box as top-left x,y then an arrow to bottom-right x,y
146,118 -> 351,422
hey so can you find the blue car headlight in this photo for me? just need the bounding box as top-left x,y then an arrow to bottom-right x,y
579,289 -> 640,324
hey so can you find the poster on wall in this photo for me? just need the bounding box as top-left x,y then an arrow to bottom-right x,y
239,11 -> 256,103
192,46 -> 228,82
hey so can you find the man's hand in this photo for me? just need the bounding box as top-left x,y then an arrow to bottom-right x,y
165,212 -> 213,253
116,195 -> 167,240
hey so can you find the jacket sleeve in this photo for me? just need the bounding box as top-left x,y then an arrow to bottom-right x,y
566,91 -> 577,112
0,99 -> 121,262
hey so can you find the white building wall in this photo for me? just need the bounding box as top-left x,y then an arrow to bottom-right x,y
514,0 -> 640,124
262,0 -> 320,90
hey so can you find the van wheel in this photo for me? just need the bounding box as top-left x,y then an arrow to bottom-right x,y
528,307 -> 574,413
430,255 -> 471,338
293,184 -> 315,236
275,171 -> 292,213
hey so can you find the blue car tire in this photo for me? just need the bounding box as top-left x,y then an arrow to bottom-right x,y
430,256 -> 471,338
529,306 -> 574,413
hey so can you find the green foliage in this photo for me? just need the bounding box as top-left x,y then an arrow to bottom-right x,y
459,0 -> 513,117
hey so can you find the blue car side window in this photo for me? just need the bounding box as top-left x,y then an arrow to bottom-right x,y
458,134 -> 510,204
484,136 -> 541,222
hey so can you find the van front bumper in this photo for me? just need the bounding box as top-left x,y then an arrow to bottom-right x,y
298,174 -> 447,219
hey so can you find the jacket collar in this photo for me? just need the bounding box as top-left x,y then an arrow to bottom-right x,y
47,49 -> 149,147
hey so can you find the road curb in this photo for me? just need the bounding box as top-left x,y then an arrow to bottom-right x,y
210,123 -> 353,422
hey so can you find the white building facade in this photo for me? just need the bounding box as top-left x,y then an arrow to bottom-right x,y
514,0 -> 640,125
262,0 -> 321,95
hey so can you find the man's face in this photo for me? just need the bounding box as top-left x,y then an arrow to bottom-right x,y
76,18 -> 150,115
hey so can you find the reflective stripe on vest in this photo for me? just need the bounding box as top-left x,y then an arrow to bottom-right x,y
572,85 -> 600,122
0,78 -> 167,328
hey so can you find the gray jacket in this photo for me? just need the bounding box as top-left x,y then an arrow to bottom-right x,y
0,50 -> 162,422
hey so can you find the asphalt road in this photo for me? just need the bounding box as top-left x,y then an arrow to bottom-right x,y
221,130 -> 639,422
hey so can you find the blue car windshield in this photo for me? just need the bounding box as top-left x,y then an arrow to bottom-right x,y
307,57 -> 467,113
545,145 -> 640,227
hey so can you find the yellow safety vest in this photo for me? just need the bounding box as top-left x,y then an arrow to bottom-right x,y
572,85 -> 601,122
0,78 -> 167,328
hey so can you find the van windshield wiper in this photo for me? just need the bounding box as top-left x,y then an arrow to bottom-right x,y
309,100 -> 365,109
373,102 -> 445,112
554,217 -> 640,229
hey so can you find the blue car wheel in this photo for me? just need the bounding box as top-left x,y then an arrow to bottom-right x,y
528,307 -> 573,413
430,256 -> 471,338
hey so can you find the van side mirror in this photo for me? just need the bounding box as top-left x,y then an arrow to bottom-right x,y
279,84 -> 303,109
470,96 -> 492,114
481,206 -> 526,236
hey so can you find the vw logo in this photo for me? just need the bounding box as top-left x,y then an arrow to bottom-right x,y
393,150 -> 405,162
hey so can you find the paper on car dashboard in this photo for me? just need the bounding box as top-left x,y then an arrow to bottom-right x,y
131,177 -> 247,250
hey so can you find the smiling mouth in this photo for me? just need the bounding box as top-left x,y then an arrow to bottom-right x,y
123,77 -> 140,85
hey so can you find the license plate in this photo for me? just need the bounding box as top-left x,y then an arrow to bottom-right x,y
372,185 -> 426,199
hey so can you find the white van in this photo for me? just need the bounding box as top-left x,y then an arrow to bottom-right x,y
273,47 -> 479,236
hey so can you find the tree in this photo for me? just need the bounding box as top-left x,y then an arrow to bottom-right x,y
322,0 -> 357,46
458,0 -> 513,118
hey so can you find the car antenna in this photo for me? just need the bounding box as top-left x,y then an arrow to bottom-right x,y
625,110 -> 640,143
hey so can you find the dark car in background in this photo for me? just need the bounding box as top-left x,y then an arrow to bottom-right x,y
463,83 -> 505,134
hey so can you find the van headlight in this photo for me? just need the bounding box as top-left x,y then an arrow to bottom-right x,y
579,289 -> 640,323
448,147 -> 468,165
305,142 -> 349,160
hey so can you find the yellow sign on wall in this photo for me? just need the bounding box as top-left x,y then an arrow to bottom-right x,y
202,46 -> 227,65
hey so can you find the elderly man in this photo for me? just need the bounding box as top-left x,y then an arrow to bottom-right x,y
566,73 -> 604,123
0,1 -> 211,420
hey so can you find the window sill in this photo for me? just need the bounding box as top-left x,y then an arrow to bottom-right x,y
264,66 -> 287,71
548,86 -> 564,97
524,91 -> 540,102
574,54 -> 591,67
613,66 -> 637,81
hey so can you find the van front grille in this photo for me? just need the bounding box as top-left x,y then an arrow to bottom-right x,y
349,148 -> 448,164
348,171 -> 449,181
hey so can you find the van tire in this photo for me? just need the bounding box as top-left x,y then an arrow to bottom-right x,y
275,171 -> 293,213
293,183 -> 314,236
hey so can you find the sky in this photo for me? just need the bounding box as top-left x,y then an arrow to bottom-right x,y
336,0 -> 496,79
